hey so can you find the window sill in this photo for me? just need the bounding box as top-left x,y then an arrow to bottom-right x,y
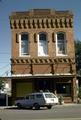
19,55 -> 30,57
38,55 -> 49,57
56,54 -> 68,57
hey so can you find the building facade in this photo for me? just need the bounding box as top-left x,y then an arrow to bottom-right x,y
9,9 -> 77,103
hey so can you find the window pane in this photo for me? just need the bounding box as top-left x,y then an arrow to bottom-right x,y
38,33 -> 48,56
36,94 -> 43,98
56,83 -> 71,96
21,40 -> 28,54
21,34 -> 28,40
57,43 -> 65,54
21,34 -> 29,55
26,96 -> 29,99
45,93 -> 54,98
30,95 -> 35,99
57,33 -> 64,40
39,34 -> 46,40
57,33 -> 66,55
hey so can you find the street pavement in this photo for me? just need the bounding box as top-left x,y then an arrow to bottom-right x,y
0,118 -> 81,120
0,103 -> 81,120
0,103 -> 79,109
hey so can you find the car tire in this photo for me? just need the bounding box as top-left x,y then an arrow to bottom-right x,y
33,103 -> 40,110
17,103 -> 22,109
47,105 -> 52,109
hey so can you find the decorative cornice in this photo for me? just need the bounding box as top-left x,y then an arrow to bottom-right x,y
10,9 -> 73,19
10,18 -> 73,29
11,58 -> 75,65
9,9 -> 73,29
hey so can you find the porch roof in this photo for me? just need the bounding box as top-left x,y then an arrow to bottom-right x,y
11,73 -> 75,79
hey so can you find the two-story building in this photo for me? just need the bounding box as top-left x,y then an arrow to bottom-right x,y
9,9 -> 77,103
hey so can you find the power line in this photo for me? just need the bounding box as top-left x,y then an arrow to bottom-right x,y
0,63 -> 10,70
0,63 -> 11,77
0,69 -> 11,77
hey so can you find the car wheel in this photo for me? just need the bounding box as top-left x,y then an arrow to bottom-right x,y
17,103 -> 22,109
28,107 -> 32,109
33,103 -> 40,110
47,105 -> 52,109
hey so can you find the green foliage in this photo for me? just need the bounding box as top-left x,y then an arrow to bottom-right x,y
75,40 -> 81,75
78,86 -> 81,99
0,79 -> 4,90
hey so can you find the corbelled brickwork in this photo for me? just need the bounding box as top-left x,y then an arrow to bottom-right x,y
10,9 -> 75,75
10,9 -> 73,29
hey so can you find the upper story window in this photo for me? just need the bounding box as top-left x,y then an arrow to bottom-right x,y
38,33 -> 48,56
19,33 -> 29,56
56,32 -> 67,56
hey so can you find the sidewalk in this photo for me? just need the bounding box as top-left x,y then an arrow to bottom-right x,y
54,103 -> 81,107
0,105 -> 16,110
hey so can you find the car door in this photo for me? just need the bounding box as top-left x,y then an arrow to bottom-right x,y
24,94 -> 35,107
22,95 -> 30,107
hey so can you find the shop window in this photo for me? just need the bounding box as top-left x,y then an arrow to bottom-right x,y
56,83 -> 71,96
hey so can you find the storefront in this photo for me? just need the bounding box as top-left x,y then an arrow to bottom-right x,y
11,75 -> 77,103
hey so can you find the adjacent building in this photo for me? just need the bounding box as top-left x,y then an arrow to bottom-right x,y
9,9 -> 77,103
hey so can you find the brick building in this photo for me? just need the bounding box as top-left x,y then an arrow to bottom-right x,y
9,9 -> 77,103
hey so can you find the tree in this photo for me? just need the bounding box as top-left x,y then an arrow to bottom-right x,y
78,86 -> 81,99
0,79 -> 4,90
75,40 -> 81,75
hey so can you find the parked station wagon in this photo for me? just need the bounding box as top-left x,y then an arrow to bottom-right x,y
15,92 -> 58,109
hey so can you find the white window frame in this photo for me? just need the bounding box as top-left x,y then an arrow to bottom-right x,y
19,33 -> 30,57
38,32 -> 48,57
56,32 -> 67,56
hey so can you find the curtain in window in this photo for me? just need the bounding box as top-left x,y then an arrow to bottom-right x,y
21,34 -> 29,55
57,32 -> 67,55
38,33 -> 48,56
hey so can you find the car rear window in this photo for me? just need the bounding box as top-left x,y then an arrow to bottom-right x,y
45,93 -> 56,98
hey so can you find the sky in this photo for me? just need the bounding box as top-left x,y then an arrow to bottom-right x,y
0,0 -> 81,76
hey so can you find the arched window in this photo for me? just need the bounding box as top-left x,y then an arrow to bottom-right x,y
56,32 -> 67,56
38,33 -> 48,56
19,33 -> 29,56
